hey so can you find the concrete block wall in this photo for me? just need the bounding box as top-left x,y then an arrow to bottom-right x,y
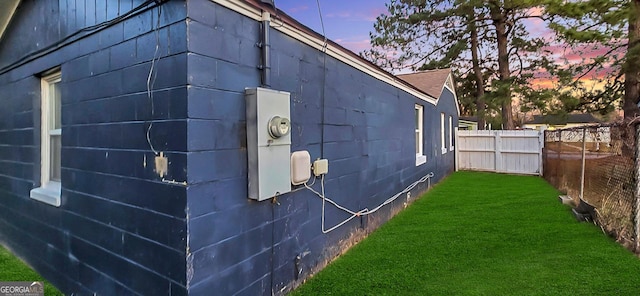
184,1 -> 458,295
0,1 -> 189,295
0,1 -> 458,295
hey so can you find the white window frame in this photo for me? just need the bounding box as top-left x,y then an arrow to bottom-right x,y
441,112 -> 447,154
449,115 -> 454,151
415,105 -> 426,166
30,71 -> 62,207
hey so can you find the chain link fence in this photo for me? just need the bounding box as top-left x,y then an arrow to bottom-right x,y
543,123 -> 638,252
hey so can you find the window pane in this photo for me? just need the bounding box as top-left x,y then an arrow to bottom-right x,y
415,108 -> 419,128
51,83 -> 61,129
50,135 -> 61,182
415,131 -> 419,154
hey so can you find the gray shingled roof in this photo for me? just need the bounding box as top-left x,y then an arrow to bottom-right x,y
397,69 -> 451,98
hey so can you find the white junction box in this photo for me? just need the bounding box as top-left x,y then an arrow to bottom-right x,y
246,87 -> 292,201
313,159 -> 328,176
290,151 -> 311,185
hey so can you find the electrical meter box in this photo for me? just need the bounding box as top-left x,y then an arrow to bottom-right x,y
245,87 -> 292,201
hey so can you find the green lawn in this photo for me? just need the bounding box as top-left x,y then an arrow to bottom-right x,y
0,245 -> 62,295
292,171 -> 640,295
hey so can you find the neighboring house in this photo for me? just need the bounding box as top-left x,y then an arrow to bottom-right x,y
523,113 -> 602,130
458,116 -> 479,130
0,1 -> 459,295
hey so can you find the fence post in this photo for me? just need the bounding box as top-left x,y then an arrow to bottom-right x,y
579,127 -> 587,200
454,127 -> 459,172
495,132 -> 502,173
634,124 -> 640,252
539,127 -> 546,176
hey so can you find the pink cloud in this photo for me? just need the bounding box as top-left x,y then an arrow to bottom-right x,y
365,7 -> 388,21
334,36 -> 372,53
287,5 -> 309,13
326,7 -> 387,22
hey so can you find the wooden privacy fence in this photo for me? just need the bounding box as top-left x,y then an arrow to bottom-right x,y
455,129 -> 544,175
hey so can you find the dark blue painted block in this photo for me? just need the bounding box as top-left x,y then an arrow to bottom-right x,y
98,19 -> 125,48
187,87 -> 245,121
61,211 -> 124,255
170,282 -> 188,296
65,54 -> 91,82
157,1 -> 187,28
154,53 -> 188,89
146,120 -> 188,152
190,249 -> 272,296
324,107 -> 347,125
0,161 -> 31,181
186,177 -> 248,218
243,202 -> 273,232
213,2 -> 245,37
188,208 -> 244,252
136,26 -> 170,63
188,20 -> 241,63
236,275 -> 270,296
64,191 -> 111,223
69,237 -> 171,295
119,62 -> 150,95
187,119 -> 245,151
322,141 -> 360,160
0,202 -> 64,250
186,0 -> 219,29
324,125 -> 354,142
169,21 -> 188,55
291,102 -> 321,124
189,224 -> 273,287
239,34 -> 260,68
122,232 -> 186,284
215,60 -> 260,92
110,39 -> 137,70
329,157 -> 363,177
105,0 -> 119,21
187,150 -> 246,184
123,9 -> 153,41
63,170 -> 186,218
107,203 -> 186,250
187,54 -> 218,88
77,263 -> 136,295
269,30 -> 303,61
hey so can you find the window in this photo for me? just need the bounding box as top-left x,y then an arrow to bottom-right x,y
415,105 -> 426,166
30,71 -> 62,207
441,112 -> 447,154
449,115 -> 454,151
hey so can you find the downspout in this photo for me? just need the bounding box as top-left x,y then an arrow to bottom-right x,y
259,11 -> 271,87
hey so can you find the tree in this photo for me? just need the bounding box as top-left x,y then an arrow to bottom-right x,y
546,0 -> 640,119
365,0 -> 557,129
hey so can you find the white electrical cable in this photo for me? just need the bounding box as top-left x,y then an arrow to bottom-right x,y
304,172 -> 435,233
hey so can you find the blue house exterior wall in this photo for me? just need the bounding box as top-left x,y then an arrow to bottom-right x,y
0,1 -> 189,295
0,0 -> 458,295
184,1 -> 458,295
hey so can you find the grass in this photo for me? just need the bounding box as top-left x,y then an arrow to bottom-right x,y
0,245 -> 62,295
292,171 -> 640,295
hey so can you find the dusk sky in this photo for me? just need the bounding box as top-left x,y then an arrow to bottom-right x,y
274,0 -> 388,54
272,1 -> 609,85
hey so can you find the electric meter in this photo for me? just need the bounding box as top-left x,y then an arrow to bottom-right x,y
268,116 -> 291,139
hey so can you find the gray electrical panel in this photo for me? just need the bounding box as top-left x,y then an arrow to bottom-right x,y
245,87 -> 292,201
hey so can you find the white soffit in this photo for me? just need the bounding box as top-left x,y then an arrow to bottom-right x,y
0,0 -> 20,42
211,0 -> 438,105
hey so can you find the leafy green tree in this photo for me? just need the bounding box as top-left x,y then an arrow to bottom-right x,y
546,0 -> 640,118
365,0 -> 557,129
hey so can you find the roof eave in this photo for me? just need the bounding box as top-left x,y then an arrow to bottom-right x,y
0,0 -> 20,43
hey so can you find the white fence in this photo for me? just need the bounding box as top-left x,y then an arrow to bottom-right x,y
455,130 -> 544,175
